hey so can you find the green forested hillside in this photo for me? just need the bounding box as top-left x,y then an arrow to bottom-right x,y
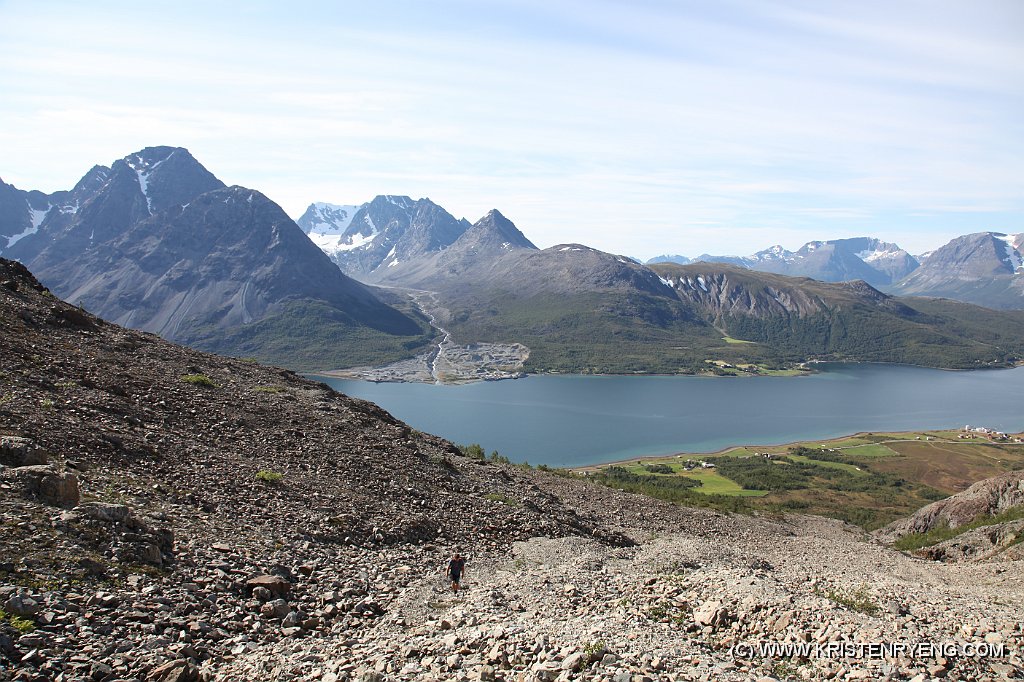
440,262 -> 1024,374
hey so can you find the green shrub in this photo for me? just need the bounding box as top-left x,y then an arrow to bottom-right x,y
820,585 -> 880,616
182,374 -> 216,387
0,608 -> 34,633
255,470 -> 283,484
459,443 -> 486,460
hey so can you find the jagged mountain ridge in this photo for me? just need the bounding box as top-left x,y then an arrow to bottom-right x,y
296,195 -> 470,278
365,208 -> 538,288
0,147 -> 431,370
894,231 -> 1024,309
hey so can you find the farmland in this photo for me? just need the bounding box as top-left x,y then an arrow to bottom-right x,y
583,430 -> 1024,529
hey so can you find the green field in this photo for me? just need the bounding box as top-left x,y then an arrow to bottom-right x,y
682,469 -> 769,496
584,429 -> 1024,529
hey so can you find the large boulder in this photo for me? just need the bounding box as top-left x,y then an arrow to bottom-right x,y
3,464 -> 79,507
0,435 -> 48,467
246,574 -> 292,597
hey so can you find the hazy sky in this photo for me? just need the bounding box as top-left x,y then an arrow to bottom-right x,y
1,0 -> 1021,258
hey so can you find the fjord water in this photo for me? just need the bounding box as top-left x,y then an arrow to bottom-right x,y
320,364 -> 1024,468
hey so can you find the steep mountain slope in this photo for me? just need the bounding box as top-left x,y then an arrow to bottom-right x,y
0,148 -> 432,370
297,195 -> 470,278
647,237 -> 919,286
652,262 -> 1024,368
893,232 -> 1024,309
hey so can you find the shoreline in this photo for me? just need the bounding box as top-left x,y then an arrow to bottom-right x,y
311,359 -> 1023,386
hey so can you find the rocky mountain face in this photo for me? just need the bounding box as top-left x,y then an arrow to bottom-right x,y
0,148 -> 431,370
363,208 -> 538,288
893,232 -> 1024,309
652,262 -> 908,321
877,471 -> 1024,562
650,261 -> 1024,367
648,238 -> 920,287
0,165 -> 114,260
295,202 -> 364,261
295,202 -> 362,235
297,195 -> 470,279
3,257 -> 1021,682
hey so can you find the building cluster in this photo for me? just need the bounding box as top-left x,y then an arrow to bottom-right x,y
960,425 -> 1020,442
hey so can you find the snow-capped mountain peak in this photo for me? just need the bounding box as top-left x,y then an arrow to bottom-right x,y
296,202 -> 363,235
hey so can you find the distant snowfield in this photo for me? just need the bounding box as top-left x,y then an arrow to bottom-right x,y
994,233 -> 1023,273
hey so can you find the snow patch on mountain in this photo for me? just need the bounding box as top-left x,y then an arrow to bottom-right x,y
6,204 -> 51,248
856,248 -> 892,263
384,195 -> 413,210
298,203 -> 362,234
994,234 -> 1023,273
126,150 -> 174,214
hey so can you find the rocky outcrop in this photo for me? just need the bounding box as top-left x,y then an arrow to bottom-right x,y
878,471 -> 1024,540
2,464 -> 79,507
0,435 -> 48,466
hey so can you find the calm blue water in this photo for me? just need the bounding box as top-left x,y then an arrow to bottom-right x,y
318,364 -> 1024,467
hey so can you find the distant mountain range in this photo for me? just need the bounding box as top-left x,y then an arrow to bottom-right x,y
297,194 -> 1024,373
302,193 -> 1024,313
2,147 -> 1022,376
647,233 -> 1024,309
649,237 -> 920,287
0,148 -> 432,370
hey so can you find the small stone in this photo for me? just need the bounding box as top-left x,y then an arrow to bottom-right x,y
561,651 -> 585,670
146,659 -> 200,682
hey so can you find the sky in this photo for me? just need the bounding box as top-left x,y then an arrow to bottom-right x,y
1,0 -> 1022,259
